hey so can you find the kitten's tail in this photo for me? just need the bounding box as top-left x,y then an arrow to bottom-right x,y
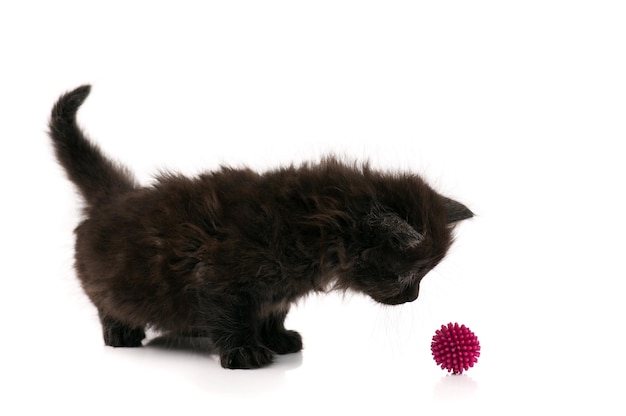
49,85 -> 137,206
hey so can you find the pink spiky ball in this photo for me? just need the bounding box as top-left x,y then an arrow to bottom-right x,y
431,322 -> 480,374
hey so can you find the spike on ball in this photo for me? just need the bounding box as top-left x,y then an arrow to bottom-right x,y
431,322 -> 480,375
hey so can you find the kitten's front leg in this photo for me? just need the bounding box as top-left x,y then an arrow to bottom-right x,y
220,344 -> 274,369
209,298 -> 275,369
259,308 -> 303,355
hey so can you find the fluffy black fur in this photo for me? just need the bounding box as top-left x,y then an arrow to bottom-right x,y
49,85 -> 473,369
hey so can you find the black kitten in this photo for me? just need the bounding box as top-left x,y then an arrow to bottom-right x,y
49,85 -> 473,369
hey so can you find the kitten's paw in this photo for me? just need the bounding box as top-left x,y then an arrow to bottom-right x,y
265,330 -> 303,355
103,325 -> 145,347
100,315 -> 145,348
220,345 -> 274,369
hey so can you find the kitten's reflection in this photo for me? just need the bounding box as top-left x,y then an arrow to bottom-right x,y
142,333 -> 303,394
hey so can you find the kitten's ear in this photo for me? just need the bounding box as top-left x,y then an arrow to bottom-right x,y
366,211 -> 424,249
442,197 -> 474,223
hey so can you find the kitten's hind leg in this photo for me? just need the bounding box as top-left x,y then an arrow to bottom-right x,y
259,309 -> 303,355
98,311 -> 145,347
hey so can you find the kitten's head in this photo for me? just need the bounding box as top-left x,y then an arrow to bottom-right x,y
345,193 -> 473,305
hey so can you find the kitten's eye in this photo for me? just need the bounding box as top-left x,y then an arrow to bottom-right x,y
397,265 -> 429,284
397,271 -> 415,284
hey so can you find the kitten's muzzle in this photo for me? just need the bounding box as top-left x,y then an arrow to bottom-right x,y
374,285 -> 420,305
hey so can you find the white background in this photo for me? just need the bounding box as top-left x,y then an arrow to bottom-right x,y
1,1 -> 625,414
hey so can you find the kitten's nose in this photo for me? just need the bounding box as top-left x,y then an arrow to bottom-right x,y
381,286 -> 419,305
402,289 -> 419,304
